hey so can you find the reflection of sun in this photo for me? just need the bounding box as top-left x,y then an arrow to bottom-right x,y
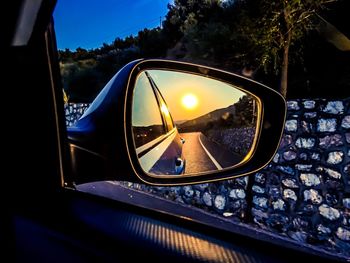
181,94 -> 198,109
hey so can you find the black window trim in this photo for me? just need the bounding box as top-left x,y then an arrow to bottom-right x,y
132,71 -> 167,149
133,70 -> 177,158
145,71 -> 175,132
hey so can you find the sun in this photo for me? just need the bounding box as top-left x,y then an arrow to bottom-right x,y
181,94 -> 198,110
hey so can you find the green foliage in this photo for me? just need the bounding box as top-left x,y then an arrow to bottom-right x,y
59,0 -> 345,100
216,95 -> 256,129
60,47 -> 141,102
203,95 -> 256,132
162,0 -> 222,52
249,0 -> 333,75
137,28 -> 167,57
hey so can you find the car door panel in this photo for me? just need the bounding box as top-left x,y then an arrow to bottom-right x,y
15,190 -> 335,263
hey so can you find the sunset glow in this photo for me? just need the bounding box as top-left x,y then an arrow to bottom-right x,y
147,70 -> 245,121
181,94 -> 198,110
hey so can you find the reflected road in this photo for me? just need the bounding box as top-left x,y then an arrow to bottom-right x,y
181,132 -> 217,174
181,132 -> 243,174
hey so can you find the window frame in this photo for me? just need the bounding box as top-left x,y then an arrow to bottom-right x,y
133,71 -> 179,171
146,71 -> 176,133
132,71 -> 167,149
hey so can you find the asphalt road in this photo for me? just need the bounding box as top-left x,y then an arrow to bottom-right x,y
198,133 -> 243,168
181,132 -> 217,174
181,132 -> 243,174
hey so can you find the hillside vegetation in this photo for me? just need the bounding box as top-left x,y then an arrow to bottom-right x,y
59,0 -> 349,102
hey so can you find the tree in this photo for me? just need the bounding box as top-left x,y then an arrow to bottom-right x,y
73,47 -> 91,60
162,0 -> 222,48
250,0 -> 337,97
58,48 -> 73,62
137,28 -> 167,57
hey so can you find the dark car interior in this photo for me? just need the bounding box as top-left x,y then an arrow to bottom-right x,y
3,1 -> 345,262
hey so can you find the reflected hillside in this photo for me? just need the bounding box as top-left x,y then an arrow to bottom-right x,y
178,95 -> 256,133
178,104 -> 235,133
178,95 -> 257,156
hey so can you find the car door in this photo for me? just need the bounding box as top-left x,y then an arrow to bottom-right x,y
132,71 -> 184,175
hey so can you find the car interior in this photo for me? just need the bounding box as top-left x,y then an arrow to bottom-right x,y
3,1 -> 346,262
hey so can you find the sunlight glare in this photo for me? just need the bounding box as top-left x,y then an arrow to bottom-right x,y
160,103 -> 170,117
181,94 -> 198,110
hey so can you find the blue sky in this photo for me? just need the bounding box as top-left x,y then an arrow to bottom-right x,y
54,0 -> 171,50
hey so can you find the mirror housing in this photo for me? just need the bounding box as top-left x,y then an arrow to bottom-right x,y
131,69 -> 260,176
67,59 -> 286,186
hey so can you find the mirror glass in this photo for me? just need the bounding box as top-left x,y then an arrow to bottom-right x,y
131,70 -> 259,176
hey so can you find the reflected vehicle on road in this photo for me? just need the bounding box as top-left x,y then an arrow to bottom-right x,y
132,71 -> 186,175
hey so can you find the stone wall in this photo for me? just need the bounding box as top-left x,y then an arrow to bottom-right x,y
251,99 -> 350,254
65,98 -> 350,256
65,103 -> 90,127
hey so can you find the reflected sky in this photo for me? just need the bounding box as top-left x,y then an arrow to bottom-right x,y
148,70 -> 246,121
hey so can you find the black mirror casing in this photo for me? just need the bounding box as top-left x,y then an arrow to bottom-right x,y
67,59 -> 286,186
67,60 -> 142,185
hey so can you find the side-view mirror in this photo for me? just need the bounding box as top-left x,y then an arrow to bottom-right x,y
132,69 -> 260,176
67,59 -> 286,186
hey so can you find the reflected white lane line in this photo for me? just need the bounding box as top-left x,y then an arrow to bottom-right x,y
198,133 -> 223,170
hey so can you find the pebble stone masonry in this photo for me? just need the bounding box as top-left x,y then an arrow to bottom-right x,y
66,98 -> 350,256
